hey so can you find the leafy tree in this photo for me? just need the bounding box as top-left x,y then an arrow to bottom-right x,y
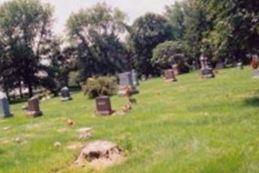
152,41 -> 188,72
128,13 -> 173,76
200,0 -> 259,62
0,0 -> 54,97
165,1 -> 186,40
66,3 -> 130,81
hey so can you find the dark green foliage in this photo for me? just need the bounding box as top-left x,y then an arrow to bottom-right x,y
66,3 -> 130,82
0,0 -> 53,97
152,41 -> 188,70
129,13 -> 173,76
83,76 -> 118,99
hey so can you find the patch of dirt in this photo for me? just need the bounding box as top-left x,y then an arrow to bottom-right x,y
75,140 -> 124,170
77,127 -> 92,140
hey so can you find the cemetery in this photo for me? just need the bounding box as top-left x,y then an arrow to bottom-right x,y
0,0 -> 258,173
1,67 -> 259,173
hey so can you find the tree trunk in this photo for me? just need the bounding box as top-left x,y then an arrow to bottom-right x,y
28,83 -> 33,98
19,81 -> 23,99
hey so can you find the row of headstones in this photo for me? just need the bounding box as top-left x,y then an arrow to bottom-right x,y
0,86 -> 72,118
0,70 -> 139,118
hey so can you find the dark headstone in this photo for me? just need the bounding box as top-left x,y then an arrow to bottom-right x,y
60,86 -> 72,101
26,96 -> 42,117
164,69 -> 177,82
95,96 -> 113,116
0,92 -> 12,118
215,61 -> 225,69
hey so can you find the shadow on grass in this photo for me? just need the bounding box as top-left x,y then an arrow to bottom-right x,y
172,113 -> 254,127
243,96 -> 259,107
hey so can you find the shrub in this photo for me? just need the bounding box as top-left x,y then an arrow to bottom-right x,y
83,76 -> 118,99
152,41 -> 189,73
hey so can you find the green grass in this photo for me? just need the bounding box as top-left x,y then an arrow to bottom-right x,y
0,67 -> 259,173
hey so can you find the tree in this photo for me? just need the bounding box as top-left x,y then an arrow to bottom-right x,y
152,41 -> 188,72
0,0 -> 54,97
199,0 -> 259,62
128,13 -> 173,76
66,3 -> 130,81
165,1 -> 186,40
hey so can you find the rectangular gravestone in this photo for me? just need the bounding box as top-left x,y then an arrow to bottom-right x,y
95,96 -> 113,116
131,70 -> 139,86
118,71 -> 138,95
26,96 -> 43,117
164,69 -> 177,82
0,92 -> 12,118
60,86 -> 72,101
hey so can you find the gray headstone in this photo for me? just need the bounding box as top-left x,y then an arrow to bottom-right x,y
118,71 -> 139,95
131,70 -> 139,86
60,86 -> 72,101
0,92 -> 12,118
119,72 -> 134,87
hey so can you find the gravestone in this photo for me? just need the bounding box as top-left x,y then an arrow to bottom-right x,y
131,70 -> 139,86
118,71 -> 138,95
95,96 -> 113,116
172,64 -> 180,75
60,86 -> 72,101
164,69 -> 177,82
0,92 -> 12,118
215,60 -> 225,69
26,96 -> 42,117
200,55 -> 215,78
237,62 -> 244,70
251,55 -> 259,78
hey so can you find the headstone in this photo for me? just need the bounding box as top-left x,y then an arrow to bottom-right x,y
237,62 -> 244,70
164,69 -> 177,82
95,96 -> 113,116
131,70 -> 139,86
0,92 -> 12,118
251,55 -> 259,78
26,96 -> 43,117
118,71 -> 138,95
200,55 -> 215,78
172,64 -> 180,75
215,60 -> 225,69
60,86 -> 72,101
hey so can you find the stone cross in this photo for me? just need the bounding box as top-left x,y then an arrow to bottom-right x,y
26,96 -> 43,117
0,92 -> 12,118
95,96 -> 113,116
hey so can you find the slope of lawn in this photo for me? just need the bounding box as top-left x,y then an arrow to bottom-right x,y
0,67 -> 259,173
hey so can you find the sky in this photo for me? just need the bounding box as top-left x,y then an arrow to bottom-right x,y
0,0 -> 177,34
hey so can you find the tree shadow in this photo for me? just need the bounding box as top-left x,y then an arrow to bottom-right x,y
244,96 -> 259,107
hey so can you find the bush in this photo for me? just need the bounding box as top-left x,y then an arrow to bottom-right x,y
83,76 -> 118,99
152,41 -> 189,73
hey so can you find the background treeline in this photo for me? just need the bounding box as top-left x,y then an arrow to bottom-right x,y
0,0 -> 258,98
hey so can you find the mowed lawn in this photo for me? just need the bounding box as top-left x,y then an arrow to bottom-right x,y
0,67 -> 259,173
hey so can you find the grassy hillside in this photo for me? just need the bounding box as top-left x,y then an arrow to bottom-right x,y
0,67 -> 259,173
